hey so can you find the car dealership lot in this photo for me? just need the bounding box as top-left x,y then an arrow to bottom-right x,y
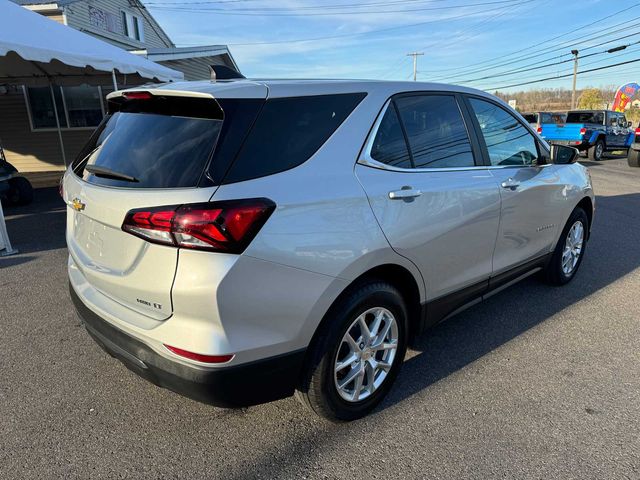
1,158 -> 638,479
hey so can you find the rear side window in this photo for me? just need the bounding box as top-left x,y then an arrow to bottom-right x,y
370,104 -> 411,168
74,95 -> 225,189
566,111 -> 604,124
395,95 -> 475,168
222,93 -> 366,184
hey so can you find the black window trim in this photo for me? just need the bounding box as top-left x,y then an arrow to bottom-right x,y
359,91 -> 490,173
460,93 -> 551,168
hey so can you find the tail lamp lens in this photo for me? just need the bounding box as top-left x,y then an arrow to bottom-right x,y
635,127 -> 640,136
536,126 -> 542,134
579,127 -> 587,136
122,198 -> 275,253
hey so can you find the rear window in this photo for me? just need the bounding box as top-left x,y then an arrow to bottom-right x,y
221,93 -> 366,184
74,95 -> 226,189
540,112 -> 566,124
522,114 -> 537,123
566,111 -> 604,124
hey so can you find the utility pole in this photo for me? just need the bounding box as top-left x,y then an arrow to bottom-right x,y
571,49 -> 579,109
406,52 -> 424,81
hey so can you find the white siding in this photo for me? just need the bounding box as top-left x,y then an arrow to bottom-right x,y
158,56 -> 233,81
63,0 -> 173,50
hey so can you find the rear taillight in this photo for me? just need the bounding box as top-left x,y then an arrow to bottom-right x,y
579,127 -> 587,136
635,127 -> 640,136
122,198 -> 275,253
536,126 -> 542,134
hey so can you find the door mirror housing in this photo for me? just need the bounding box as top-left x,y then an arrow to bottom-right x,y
551,144 -> 579,164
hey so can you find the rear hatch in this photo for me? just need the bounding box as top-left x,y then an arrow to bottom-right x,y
65,87 -> 266,320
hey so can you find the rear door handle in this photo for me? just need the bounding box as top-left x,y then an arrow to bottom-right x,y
389,188 -> 422,200
500,178 -> 520,190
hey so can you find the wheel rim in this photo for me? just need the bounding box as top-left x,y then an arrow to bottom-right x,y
562,221 -> 584,275
596,143 -> 603,158
333,307 -> 399,403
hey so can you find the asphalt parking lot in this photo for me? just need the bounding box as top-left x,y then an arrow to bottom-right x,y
1,157 -> 639,479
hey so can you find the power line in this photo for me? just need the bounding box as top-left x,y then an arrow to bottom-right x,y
148,0 -> 525,16
171,1 -> 532,46
487,57 -> 640,90
428,15 -> 640,82
458,35 -> 640,85
424,2 -> 640,75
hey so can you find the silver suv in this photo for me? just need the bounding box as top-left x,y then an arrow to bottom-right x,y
64,80 -> 594,421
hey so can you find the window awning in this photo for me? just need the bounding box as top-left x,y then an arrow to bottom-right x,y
0,1 -> 183,85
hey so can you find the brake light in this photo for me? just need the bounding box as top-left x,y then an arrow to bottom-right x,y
635,127 -> 640,136
164,344 -> 234,364
122,91 -> 153,100
122,198 -> 275,253
536,126 -> 542,134
579,127 -> 587,136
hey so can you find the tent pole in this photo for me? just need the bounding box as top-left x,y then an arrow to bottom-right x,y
49,83 -> 67,167
112,69 -> 118,91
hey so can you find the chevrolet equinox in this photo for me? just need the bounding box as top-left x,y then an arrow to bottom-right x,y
64,80 -> 594,421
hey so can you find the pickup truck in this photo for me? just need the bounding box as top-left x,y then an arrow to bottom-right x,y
522,111 -> 566,134
540,110 -> 634,161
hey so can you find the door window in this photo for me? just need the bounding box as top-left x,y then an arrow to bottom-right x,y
468,97 -> 539,166
395,95 -> 475,168
369,104 -> 412,168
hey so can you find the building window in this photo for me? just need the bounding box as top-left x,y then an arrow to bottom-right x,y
25,85 -> 106,131
121,11 -> 144,42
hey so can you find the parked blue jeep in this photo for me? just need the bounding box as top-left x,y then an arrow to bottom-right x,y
540,110 -> 634,161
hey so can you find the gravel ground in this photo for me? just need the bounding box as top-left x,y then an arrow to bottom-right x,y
1,157 -> 638,479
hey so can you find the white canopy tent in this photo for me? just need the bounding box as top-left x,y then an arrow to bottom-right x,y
0,0 -> 184,256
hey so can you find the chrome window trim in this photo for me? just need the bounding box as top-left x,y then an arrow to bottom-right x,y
358,98 -> 552,173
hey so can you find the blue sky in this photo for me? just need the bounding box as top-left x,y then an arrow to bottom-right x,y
146,0 -> 640,93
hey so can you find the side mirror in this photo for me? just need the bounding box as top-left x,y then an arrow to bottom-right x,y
551,144 -> 579,164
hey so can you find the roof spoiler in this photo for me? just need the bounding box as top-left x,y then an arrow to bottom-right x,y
210,65 -> 246,81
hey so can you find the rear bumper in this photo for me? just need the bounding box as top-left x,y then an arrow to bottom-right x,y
70,284 -> 306,408
548,140 -> 588,151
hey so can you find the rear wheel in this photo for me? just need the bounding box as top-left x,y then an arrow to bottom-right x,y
544,207 -> 588,285
296,281 -> 408,422
6,177 -> 33,206
588,139 -> 605,161
628,149 -> 640,167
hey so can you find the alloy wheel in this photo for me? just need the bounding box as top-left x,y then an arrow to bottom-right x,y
333,307 -> 399,403
562,220 -> 584,275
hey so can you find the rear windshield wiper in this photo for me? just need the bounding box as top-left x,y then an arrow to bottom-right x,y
84,165 -> 139,183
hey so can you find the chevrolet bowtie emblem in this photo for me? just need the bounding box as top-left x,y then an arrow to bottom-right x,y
70,197 -> 85,212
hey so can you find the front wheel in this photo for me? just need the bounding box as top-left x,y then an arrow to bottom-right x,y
296,281 -> 408,422
6,176 -> 33,206
628,148 -> 640,167
544,207 -> 589,285
588,139 -> 605,161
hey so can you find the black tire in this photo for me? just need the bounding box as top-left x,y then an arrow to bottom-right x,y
588,139 -> 605,161
544,207 -> 589,285
6,176 -> 34,206
295,280 -> 408,422
628,149 -> 640,167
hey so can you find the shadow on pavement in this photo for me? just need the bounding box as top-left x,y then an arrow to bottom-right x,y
2,187 -> 66,258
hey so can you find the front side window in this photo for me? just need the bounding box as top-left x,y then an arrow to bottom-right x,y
469,97 -> 539,167
369,104 -> 411,168
395,95 -> 475,168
